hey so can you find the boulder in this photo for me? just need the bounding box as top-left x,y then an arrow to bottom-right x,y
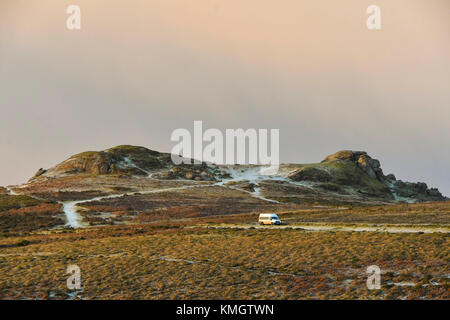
288,167 -> 333,182
393,180 -> 446,201
32,168 -> 47,179
323,150 -> 385,181
322,150 -> 368,162
385,174 -> 396,181
31,145 -> 170,178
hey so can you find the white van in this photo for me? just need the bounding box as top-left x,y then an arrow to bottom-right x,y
258,213 -> 281,225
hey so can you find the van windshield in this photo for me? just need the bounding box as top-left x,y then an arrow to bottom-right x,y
259,215 -> 279,220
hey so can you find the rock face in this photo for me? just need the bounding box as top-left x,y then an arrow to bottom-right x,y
323,150 -> 385,180
392,180 -> 445,202
30,145 -> 173,180
151,164 -> 217,181
291,150 -> 447,203
288,151 -> 393,200
289,167 -> 333,182
26,146 -> 447,204
33,168 -> 47,179
29,145 -> 220,182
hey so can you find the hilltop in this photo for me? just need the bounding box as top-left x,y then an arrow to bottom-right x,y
23,146 -> 447,204
287,150 -> 445,202
1,146 -> 448,301
0,145 -> 446,232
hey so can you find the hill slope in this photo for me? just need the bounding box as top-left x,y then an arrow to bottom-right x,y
2,146 -> 446,230
21,146 -> 448,204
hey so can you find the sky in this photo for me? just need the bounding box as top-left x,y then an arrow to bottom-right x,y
0,0 -> 449,195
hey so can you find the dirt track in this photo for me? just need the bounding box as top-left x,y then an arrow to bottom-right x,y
201,223 -> 450,234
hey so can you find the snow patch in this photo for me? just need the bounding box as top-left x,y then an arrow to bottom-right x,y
5,186 -> 18,195
387,181 -> 416,204
120,157 -> 150,175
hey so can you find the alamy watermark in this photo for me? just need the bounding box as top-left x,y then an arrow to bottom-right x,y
67,264 -> 82,290
366,265 -> 381,290
366,5 -> 381,30
64,5 -> 382,32
66,5 -> 81,30
171,121 -> 280,175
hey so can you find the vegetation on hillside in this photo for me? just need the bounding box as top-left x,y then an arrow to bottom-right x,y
0,194 -> 64,234
0,223 -> 447,300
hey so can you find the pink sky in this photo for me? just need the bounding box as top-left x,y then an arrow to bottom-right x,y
0,0 -> 449,194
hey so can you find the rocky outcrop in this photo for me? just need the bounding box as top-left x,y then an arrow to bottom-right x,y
26,146 -> 447,204
152,165 -> 217,181
287,151 -> 393,200
292,150 -> 448,203
30,145 -> 221,182
289,167 -> 333,182
322,150 -> 385,181
392,180 -> 446,202
29,145 -> 173,180
32,168 -> 47,179
385,174 -> 396,181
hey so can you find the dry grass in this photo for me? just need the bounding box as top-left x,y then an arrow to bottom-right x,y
280,201 -> 450,226
0,223 -> 447,300
0,189 -> 448,300
0,195 -> 64,234
76,186 -> 298,225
